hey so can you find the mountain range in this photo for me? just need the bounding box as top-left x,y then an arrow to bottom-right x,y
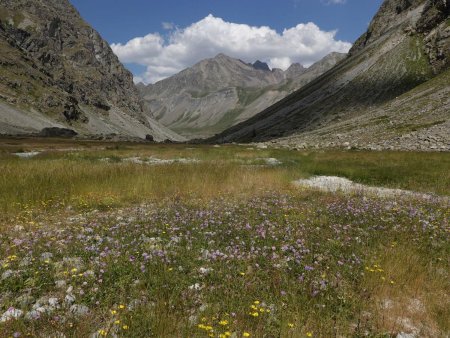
0,0 -> 448,150
211,0 -> 450,151
138,52 -> 346,139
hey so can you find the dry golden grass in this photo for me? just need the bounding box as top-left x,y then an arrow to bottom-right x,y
361,244 -> 450,336
0,157 -> 293,216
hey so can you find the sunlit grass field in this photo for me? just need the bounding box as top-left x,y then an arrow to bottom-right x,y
0,138 -> 448,337
1,139 -> 449,215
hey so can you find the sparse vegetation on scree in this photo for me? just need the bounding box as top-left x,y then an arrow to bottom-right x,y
0,140 -> 448,337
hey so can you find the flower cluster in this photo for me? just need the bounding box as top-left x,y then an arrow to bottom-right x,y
0,192 -> 447,336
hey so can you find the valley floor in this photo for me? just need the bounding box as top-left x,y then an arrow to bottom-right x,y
0,139 -> 448,337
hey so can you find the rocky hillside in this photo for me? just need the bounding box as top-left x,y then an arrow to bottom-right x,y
139,53 -> 346,139
212,0 -> 449,151
0,0 -> 183,141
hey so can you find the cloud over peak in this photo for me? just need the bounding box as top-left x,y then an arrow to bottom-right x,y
111,14 -> 352,84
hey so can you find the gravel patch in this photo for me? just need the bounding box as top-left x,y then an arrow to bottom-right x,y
13,151 -> 40,158
294,176 -> 448,202
101,157 -> 200,165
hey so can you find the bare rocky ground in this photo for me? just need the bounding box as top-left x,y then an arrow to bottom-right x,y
294,176 -> 449,203
261,68 -> 450,152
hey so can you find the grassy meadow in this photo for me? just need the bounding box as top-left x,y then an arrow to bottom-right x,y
0,138 -> 448,337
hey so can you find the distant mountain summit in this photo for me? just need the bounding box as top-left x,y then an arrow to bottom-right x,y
252,60 -> 271,71
211,0 -> 450,151
139,53 -> 346,139
284,63 -> 307,78
0,0 -> 183,141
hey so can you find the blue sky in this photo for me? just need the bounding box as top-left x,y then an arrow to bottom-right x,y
71,0 -> 383,83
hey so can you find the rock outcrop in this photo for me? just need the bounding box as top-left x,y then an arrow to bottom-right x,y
0,0 -> 183,141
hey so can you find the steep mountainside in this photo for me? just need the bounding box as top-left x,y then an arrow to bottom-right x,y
0,0 -> 183,141
212,0 -> 449,151
139,53 -> 345,139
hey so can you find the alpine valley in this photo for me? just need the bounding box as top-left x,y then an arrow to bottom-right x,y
138,52 -> 345,139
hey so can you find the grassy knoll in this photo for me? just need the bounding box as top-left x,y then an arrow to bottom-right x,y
0,139 -> 448,337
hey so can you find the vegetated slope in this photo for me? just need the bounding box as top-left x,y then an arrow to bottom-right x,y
0,0 -> 183,141
211,0 -> 450,151
139,53 -> 345,139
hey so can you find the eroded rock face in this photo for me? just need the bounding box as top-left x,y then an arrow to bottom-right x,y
0,0 -> 141,119
350,0 -> 424,55
417,0 -> 450,72
0,0 -> 183,141
350,0 -> 449,73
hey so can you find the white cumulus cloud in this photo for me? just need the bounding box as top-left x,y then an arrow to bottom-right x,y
111,15 -> 352,84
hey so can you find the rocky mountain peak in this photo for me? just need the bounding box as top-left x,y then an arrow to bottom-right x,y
252,60 -> 271,71
213,53 -> 235,62
284,63 -> 306,78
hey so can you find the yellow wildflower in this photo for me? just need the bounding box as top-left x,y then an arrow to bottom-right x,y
306,332 -> 313,337
288,323 -> 294,328
98,329 -> 107,336
118,304 -> 125,309
243,333 -> 251,337
122,325 -> 129,330
114,320 -> 120,324
219,320 -> 229,326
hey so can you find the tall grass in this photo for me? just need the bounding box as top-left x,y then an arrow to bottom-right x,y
0,158 -> 290,215
0,144 -> 449,216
